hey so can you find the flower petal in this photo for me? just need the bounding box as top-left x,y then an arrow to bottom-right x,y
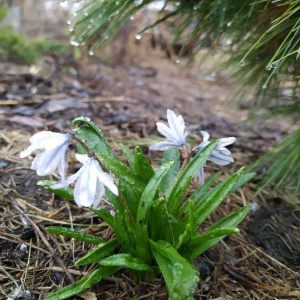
200,131 -> 210,142
198,167 -> 205,184
20,144 -> 37,158
217,137 -> 236,149
75,153 -> 90,164
167,109 -> 186,145
96,168 -> 119,196
74,160 -> 97,207
157,122 -> 178,143
208,151 -> 234,165
149,141 -> 179,151
92,180 -> 105,208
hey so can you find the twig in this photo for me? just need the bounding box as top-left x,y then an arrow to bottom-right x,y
12,203 -> 75,284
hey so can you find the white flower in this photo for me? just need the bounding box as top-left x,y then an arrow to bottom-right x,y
20,131 -> 70,180
52,154 -> 118,208
149,109 -> 188,151
195,131 -> 236,183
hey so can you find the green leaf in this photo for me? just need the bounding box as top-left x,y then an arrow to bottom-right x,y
176,201 -> 197,249
231,172 -> 256,191
193,168 -> 243,226
186,228 -> 239,258
118,179 -> 140,218
100,253 -> 153,271
134,162 -> 174,263
136,161 -> 174,225
76,238 -> 119,266
120,144 -> 135,168
73,117 -> 112,157
98,153 -> 145,192
46,226 -> 102,245
148,198 -> 169,241
113,210 -> 136,254
89,207 -> 115,228
133,146 -> 155,182
181,171 -> 221,211
167,140 -> 218,216
45,266 -> 119,300
159,147 -> 180,196
37,180 -> 74,201
150,240 -> 199,300
188,205 -> 250,259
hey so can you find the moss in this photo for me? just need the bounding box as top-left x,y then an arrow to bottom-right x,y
0,30 -> 70,65
33,39 -> 69,56
0,6 -> 9,22
0,31 -> 39,64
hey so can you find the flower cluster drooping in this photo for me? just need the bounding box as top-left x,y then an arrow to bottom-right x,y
149,110 -> 236,183
20,131 -> 118,208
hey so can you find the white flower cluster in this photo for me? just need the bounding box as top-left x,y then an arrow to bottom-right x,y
149,109 -> 236,183
20,132 -> 118,208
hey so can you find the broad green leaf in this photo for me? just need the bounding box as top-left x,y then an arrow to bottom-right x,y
120,144 -> 135,168
76,238 -> 119,266
230,172 -> 256,191
46,226 -> 102,245
73,117 -> 112,157
188,205 -> 250,259
105,186 -> 124,213
89,207 -> 115,228
167,140 -> 218,216
160,147 -> 180,196
100,253 -> 153,271
181,171 -> 221,211
193,168 -> 243,226
135,161 -> 174,262
133,146 -> 155,182
37,180 -> 74,201
176,201 -> 197,249
148,198 -> 169,241
98,153 -> 145,192
150,240 -> 199,300
118,179 -> 139,218
45,266 -> 119,300
136,161 -> 174,225
113,210 -> 136,254
186,228 -> 239,258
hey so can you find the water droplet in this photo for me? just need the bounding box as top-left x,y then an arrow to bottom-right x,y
84,11 -> 88,16
176,59 -> 180,64
226,38 -> 232,45
68,27 -> 74,32
88,50 -> 94,56
262,84 -> 267,89
227,21 -> 232,27
59,1 -> 69,8
73,12 -> 78,17
67,20 -> 71,25
135,34 -> 142,40
70,38 -> 80,47
88,24 -> 92,29
239,61 -> 245,67
130,15 -> 135,20
271,61 -> 279,69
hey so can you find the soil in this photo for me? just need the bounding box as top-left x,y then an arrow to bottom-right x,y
0,46 -> 299,300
